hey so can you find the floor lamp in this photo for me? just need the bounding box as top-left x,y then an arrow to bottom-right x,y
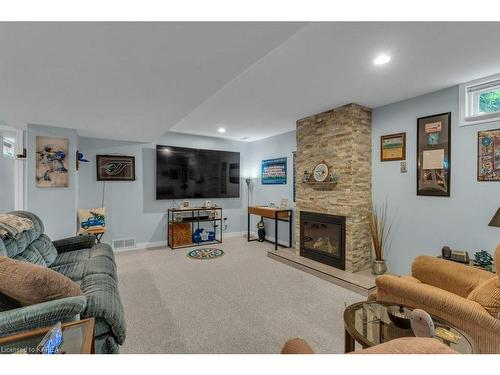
245,178 -> 252,208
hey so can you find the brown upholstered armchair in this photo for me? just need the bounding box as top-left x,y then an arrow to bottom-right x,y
370,245 -> 500,353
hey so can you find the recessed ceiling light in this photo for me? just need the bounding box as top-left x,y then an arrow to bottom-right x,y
373,54 -> 391,65
217,127 -> 226,134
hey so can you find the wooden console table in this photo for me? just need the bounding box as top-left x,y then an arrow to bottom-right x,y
247,206 -> 292,250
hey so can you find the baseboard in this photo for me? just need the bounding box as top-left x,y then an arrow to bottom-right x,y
114,232 -> 244,252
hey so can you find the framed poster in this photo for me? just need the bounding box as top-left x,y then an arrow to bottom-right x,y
261,157 -> 287,185
417,112 -> 451,197
96,155 -> 136,181
36,136 -> 69,188
380,132 -> 406,161
478,128 -> 500,181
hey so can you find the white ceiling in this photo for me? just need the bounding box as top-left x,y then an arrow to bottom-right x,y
1,22 -> 500,142
0,22 -> 305,141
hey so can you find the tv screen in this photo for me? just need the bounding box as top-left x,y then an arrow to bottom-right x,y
156,145 -> 240,199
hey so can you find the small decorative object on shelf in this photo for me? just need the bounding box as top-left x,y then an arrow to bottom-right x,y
257,219 -> 266,242
302,170 -> 310,183
312,161 -> 329,182
329,173 -> 339,184
280,198 -> 288,209
181,200 -> 190,208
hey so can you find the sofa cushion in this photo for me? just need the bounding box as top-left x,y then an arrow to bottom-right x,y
467,276 -> 500,318
50,256 -> 117,282
2,211 -> 45,258
28,234 -> 58,266
13,247 -> 47,266
0,256 -> 83,306
79,273 -> 126,344
51,243 -> 115,267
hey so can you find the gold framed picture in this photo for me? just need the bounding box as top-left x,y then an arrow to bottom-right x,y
380,133 -> 406,161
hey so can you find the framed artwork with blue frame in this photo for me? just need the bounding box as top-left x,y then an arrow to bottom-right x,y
261,157 -> 287,185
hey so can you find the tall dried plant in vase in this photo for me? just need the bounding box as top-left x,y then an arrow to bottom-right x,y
369,201 -> 393,275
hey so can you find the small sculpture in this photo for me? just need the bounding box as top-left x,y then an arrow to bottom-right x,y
474,250 -> 493,266
302,171 -> 310,183
257,220 -> 266,242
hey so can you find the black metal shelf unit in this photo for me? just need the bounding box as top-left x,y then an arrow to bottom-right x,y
167,207 -> 223,250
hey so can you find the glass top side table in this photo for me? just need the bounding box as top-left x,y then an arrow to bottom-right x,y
343,301 -> 475,354
0,318 -> 95,354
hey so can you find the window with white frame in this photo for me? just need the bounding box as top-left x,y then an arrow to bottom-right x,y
460,73 -> 500,126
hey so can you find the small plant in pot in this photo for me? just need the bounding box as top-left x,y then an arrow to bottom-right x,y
369,201 -> 393,275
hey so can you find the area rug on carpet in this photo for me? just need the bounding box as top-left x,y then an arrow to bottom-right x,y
187,248 -> 224,260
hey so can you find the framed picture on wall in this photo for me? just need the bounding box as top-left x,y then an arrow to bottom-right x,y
416,112 -> 451,197
261,157 -> 287,185
35,136 -> 69,188
380,132 -> 406,161
478,128 -> 500,181
96,155 -> 136,181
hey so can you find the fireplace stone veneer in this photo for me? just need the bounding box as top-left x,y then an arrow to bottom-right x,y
295,103 -> 372,272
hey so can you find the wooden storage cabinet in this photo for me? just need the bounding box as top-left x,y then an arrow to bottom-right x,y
168,222 -> 192,247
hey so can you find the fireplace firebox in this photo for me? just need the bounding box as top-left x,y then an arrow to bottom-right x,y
300,211 -> 346,270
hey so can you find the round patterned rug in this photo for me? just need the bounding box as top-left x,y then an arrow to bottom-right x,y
187,248 -> 224,260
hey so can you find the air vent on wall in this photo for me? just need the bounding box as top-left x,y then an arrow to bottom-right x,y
112,237 -> 136,250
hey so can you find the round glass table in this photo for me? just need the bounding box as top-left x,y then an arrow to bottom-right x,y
343,301 -> 476,353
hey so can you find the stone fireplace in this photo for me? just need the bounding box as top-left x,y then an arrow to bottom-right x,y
295,103 -> 372,272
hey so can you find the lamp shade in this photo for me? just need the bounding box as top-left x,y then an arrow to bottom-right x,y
489,207 -> 500,227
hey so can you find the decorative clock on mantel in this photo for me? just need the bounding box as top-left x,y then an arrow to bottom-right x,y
312,160 -> 329,182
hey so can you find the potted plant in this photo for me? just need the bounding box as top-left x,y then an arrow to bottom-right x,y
369,201 -> 393,275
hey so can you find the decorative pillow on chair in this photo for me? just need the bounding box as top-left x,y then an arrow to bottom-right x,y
0,256 -> 83,306
77,207 -> 106,235
467,276 -> 500,318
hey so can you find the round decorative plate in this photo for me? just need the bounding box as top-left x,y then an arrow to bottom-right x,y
187,248 -> 224,260
313,162 -> 329,182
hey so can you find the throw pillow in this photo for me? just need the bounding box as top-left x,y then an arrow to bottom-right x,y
0,256 -> 83,306
77,208 -> 106,235
467,276 -> 500,318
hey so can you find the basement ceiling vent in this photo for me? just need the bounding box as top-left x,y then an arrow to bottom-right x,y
112,238 -> 136,250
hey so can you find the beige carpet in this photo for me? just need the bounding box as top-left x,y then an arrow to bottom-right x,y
115,236 -> 363,353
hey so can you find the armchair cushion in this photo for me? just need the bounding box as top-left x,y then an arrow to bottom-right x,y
468,276 -> 500,318
52,235 -> 96,254
0,296 -> 86,336
412,256 -> 494,298
0,256 -> 83,306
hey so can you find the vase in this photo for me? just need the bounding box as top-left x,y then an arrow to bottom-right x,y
372,259 -> 387,275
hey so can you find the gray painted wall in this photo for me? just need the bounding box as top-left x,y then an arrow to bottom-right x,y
78,132 -> 251,246
26,124 -> 79,240
247,130 -> 296,244
372,86 -> 500,275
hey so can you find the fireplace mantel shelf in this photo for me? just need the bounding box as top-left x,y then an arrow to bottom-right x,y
303,181 -> 338,189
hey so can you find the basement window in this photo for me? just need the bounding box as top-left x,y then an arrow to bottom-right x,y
460,73 -> 500,126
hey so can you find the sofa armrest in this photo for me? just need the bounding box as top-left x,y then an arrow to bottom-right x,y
53,235 -> 96,253
0,296 -> 87,337
376,275 -> 500,331
412,256 -> 494,298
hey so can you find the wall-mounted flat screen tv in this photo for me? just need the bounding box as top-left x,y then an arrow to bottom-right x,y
156,145 -> 240,199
